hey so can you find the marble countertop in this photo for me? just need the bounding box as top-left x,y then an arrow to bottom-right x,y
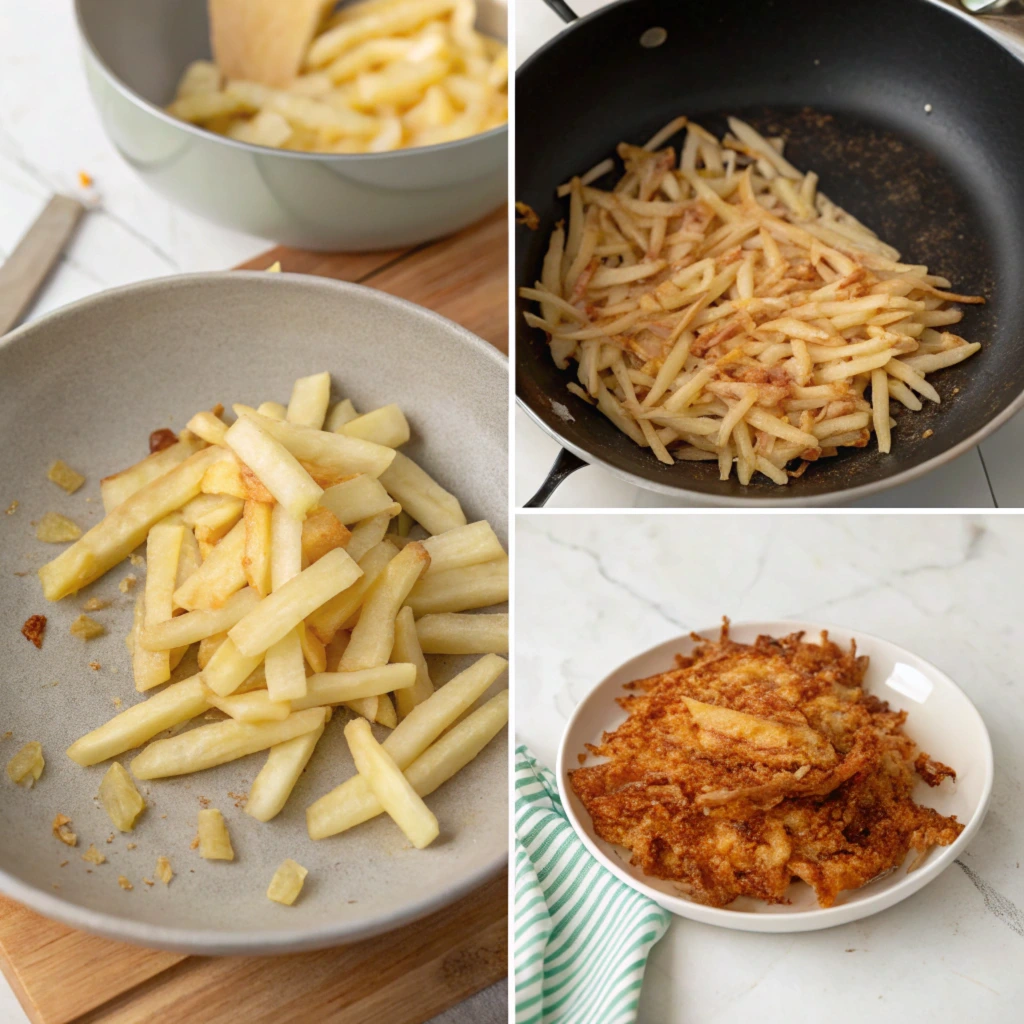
514,0 -> 1024,509
515,511 -> 1024,1023
0,3 -> 501,1022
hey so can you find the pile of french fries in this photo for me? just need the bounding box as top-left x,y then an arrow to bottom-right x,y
169,0 -> 507,153
521,116 -> 984,485
40,372 -> 508,858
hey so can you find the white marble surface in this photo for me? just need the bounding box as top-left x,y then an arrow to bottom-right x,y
514,0 -> 1024,509
515,512 -> 1024,1023
0,3 -> 502,1022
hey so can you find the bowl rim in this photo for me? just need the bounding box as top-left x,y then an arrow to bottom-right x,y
555,618 -> 995,933
72,0 -> 508,163
0,271 -> 508,954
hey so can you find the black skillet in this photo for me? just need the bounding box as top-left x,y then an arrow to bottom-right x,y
516,0 -> 1024,506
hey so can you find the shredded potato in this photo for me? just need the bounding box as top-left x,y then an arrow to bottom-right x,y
521,116 -> 984,485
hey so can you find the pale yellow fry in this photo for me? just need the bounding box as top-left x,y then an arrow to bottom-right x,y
131,707 -> 327,779
257,401 -> 287,420
246,725 -> 326,822
345,509 -> 399,563
345,718 -> 438,848
291,664 -> 417,710
886,358 -> 941,404
815,350 -> 894,383
206,689 -> 291,723
174,519 -> 247,611
339,542 -> 430,670
306,655 -> 506,838
404,557 -> 508,617
230,548 -> 363,657
99,436 -> 205,513
745,407 -> 819,449
325,399 -> 358,431
378,452 -> 466,535
224,416 -> 323,520
307,690 -> 507,839
140,587 -> 259,651
265,628 -> 308,702
871,368 -> 892,454
242,500 -> 273,598
716,390 -> 758,447
392,606 -> 433,719
135,520 -> 184,691
187,410 -> 228,446
319,475 -> 395,524
755,456 -> 789,485
201,637 -> 265,697
286,372 -> 331,428
338,405 -> 410,448
421,521 -> 505,576
198,809 -> 234,860
182,493 -> 242,529
415,613 -> 508,655
901,342 -> 980,374
66,675 -> 209,766
40,447 -> 221,601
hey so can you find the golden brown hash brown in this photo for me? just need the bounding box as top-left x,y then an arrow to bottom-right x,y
569,621 -> 963,908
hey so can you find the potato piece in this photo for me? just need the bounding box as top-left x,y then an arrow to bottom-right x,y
139,587 -> 259,651
306,540 -> 398,644
186,410 -> 228,446
206,689 -> 291,723
82,843 -> 106,865
224,416 -> 323,520
257,401 -> 287,421
378,452 -> 465,535
131,706 -> 327,779
52,814 -> 77,846
6,741 -> 44,787
265,628 -> 308,702
99,436 -> 205,513
267,858 -> 308,905
339,542 -> 429,670
246,724 -> 325,822
344,718 -> 438,848
202,637 -> 264,697
201,455 -> 249,500
286,372 -> 331,428
99,762 -> 146,831
299,622 -> 327,672
175,525 -> 203,597
392,606 -> 433,718
338,404 -> 410,448
229,548 -> 362,657
135,520 -> 185,691
345,508 -> 400,562
318,475 -> 396,525
325,398 -> 357,431
374,694 -> 397,728
70,614 -> 106,640
197,632 -> 228,669
421,521 -> 505,576
173,519 -> 247,610
198,808 -> 234,860
36,511 -> 82,543
155,856 -> 174,884
182,493 -> 243,529
301,506 -> 351,565
242,500 -> 273,597
290,663 -> 416,710
415,613 -> 508,654
48,460 -> 85,494
405,558 -> 508,616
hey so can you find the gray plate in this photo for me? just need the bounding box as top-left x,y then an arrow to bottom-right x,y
0,273 -> 509,954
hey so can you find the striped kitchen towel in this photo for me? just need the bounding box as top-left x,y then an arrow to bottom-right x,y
514,745 -> 671,1024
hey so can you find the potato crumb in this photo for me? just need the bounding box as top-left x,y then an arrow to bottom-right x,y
228,790 -> 248,809
89,661 -> 101,671
78,170 -> 93,187
149,429 -> 178,454
70,614 -> 106,640
198,809 -> 234,861
1,731 -> 11,740
190,835 -> 200,850
127,842 -> 137,850
59,860 -> 68,868
143,877 -> 155,886
922,429 -> 934,439
7,741 -> 44,786
112,697 -> 122,707
36,511 -> 82,543
82,843 -> 106,865
21,614 -> 46,649
5,500 -> 17,515
106,834 -> 114,843
83,597 -> 111,612
130,553 -> 145,567
52,814 -> 78,847
119,575 -> 137,593
198,796 -> 211,808
155,856 -> 174,884
99,762 -> 146,831
515,201 -> 540,230
118,875 -> 133,891
47,460 -> 85,494
267,859 -> 308,906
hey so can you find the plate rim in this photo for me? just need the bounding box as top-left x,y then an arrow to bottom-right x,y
555,618 -> 994,933
0,271 -> 509,953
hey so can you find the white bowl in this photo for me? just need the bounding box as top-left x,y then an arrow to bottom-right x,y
556,620 -> 994,933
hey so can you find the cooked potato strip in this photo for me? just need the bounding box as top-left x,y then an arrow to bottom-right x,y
392,606 -> 434,718
415,612 -> 508,654
246,723 -> 327,822
404,557 -> 508,616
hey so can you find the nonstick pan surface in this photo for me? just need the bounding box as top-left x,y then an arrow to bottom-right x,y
515,0 -> 1024,505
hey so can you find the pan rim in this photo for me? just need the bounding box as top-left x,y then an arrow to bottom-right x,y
514,0 -> 1024,506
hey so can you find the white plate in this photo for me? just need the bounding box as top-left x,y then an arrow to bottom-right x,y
556,620 -> 994,933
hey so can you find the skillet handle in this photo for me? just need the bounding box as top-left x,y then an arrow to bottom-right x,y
524,449 -> 586,507
541,0 -> 579,22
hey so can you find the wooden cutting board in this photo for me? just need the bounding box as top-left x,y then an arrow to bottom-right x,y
0,206 -> 509,1024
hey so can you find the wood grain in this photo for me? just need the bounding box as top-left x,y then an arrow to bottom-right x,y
0,206 -> 509,1024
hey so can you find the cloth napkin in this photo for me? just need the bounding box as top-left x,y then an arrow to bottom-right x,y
514,746 -> 671,1024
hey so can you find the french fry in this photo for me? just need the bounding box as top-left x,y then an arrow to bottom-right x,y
338,404 -> 410,448
100,436 -> 206,513
405,557 -> 508,616
271,501 -> 303,588
67,675 -> 210,766
392,606 -> 433,718
247,724 -> 326,822
230,548 -> 363,657
345,509 -> 400,562
378,452 -> 466,535
265,628 -> 308,701
135,520 -> 184,691
415,612 -> 508,654
306,654 -> 507,838
267,859 -> 308,905
339,542 -> 430,670
257,400 -> 287,421
175,524 -> 203,597
421,521 -> 505,576
299,621 -> 327,672
242,500 -> 273,597
182,493 -> 243,529
186,409 -> 229,446
344,717 -> 439,849
325,398 -> 358,431
140,586 -> 260,651
198,631 -> 227,669
201,455 -> 249,500
291,663 -> 416,709
131,706 -> 327,779
197,809 -> 234,860
307,686 -> 508,839
194,499 -> 245,552
173,519 -> 247,610
301,506 -> 351,564
202,637 -> 265,697
318,475 -> 396,524
224,415 -> 323,519
40,446 -> 221,601
306,540 -> 398,644
286,371 -> 331,428
206,689 -> 292,723
374,694 -> 398,728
